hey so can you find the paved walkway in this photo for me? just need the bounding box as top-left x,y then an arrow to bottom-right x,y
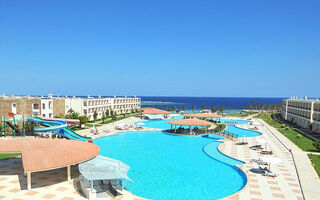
256,118 -> 320,200
221,119 -> 305,200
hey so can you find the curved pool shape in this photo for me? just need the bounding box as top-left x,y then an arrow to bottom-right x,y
217,118 -> 261,138
138,116 -> 261,137
94,131 -> 247,200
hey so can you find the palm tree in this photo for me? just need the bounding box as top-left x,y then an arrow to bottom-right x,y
201,104 -> 206,111
249,100 -> 254,110
163,105 -> 168,111
191,105 -> 196,112
153,105 -> 158,108
181,106 -> 186,111
171,105 -> 177,111
218,106 -> 225,114
228,106 -> 232,111
210,105 -> 216,113
254,103 -> 259,110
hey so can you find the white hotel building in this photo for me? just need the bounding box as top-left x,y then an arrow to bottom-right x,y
55,95 -> 141,120
281,97 -> 320,134
0,94 -> 141,121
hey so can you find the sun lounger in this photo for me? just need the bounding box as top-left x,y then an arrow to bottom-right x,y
259,166 -> 270,172
250,145 -> 263,151
260,150 -> 273,155
262,171 -> 278,177
250,159 -> 268,165
237,141 -> 248,145
250,145 -> 261,148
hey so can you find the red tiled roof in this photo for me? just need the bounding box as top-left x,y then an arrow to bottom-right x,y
140,107 -> 170,114
168,118 -> 213,126
0,138 -> 99,172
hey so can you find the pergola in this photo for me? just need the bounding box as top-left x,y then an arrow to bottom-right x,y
168,118 -> 213,134
0,138 -> 100,190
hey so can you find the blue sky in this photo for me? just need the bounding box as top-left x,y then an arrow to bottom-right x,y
0,0 -> 319,97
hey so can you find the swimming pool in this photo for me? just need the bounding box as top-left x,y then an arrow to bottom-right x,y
137,115 -> 184,129
217,118 -> 261,137
138,116 -> 261,137
94,131 -> 247,200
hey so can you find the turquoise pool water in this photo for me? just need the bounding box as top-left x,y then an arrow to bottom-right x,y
138,116 -> 261,137
217,118 -> 261,137
94,131 -> 247,200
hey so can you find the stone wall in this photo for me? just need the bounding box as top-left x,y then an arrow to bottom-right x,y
0,98 -> 41,116
53,99 -> 65,117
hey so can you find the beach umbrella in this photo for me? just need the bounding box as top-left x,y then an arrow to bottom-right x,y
259,156 -> 282,170
256,138 -> 267,149
256,138 -> 266,144
137,122 -> 145,126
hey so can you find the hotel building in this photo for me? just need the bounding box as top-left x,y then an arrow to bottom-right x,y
0,94 -> 141,120
281,97 -> 320,134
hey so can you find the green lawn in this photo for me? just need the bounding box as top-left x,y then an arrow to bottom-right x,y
308,154 -> 320,177
85,123 -> 103,128
101,116 -> 127,124
0,153 -> 20,160
225,112 -> 256,117
255,113 -> 318,152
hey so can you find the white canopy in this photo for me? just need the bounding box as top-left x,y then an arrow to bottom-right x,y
79,155 -> 133,181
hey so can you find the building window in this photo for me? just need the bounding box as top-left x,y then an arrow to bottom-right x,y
42,103 -> 45,109
33,103 -> 40,110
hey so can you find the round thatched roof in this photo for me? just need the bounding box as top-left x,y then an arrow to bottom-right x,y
168,118 -> 213,126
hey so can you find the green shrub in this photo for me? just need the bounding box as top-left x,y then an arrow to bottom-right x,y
281,124 -> 286,128
285,126 -> 290,130
296,134 -> 302,139
79,115 -> 88,125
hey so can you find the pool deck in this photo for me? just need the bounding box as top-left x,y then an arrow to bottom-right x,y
221,117 -> 320,200
76,116 -> 164,139
0,115 -> 319,200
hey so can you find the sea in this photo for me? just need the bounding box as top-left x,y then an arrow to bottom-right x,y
140,96 -> 285,113
57,95 -> 284,114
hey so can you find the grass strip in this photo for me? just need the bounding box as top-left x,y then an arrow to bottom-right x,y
255,113 -> 317,152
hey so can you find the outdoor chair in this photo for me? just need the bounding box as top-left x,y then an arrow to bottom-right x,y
237,141 -> 248,145
260,150 -> 273,155
259,166 -> 270,172
262,171 -> 278,177
250,159 -> 268,165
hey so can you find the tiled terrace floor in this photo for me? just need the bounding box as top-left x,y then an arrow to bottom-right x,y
220,118 -> 315,200
0,161 -> 143,200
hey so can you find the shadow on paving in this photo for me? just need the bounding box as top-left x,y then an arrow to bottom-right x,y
0,158 -> 81,190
